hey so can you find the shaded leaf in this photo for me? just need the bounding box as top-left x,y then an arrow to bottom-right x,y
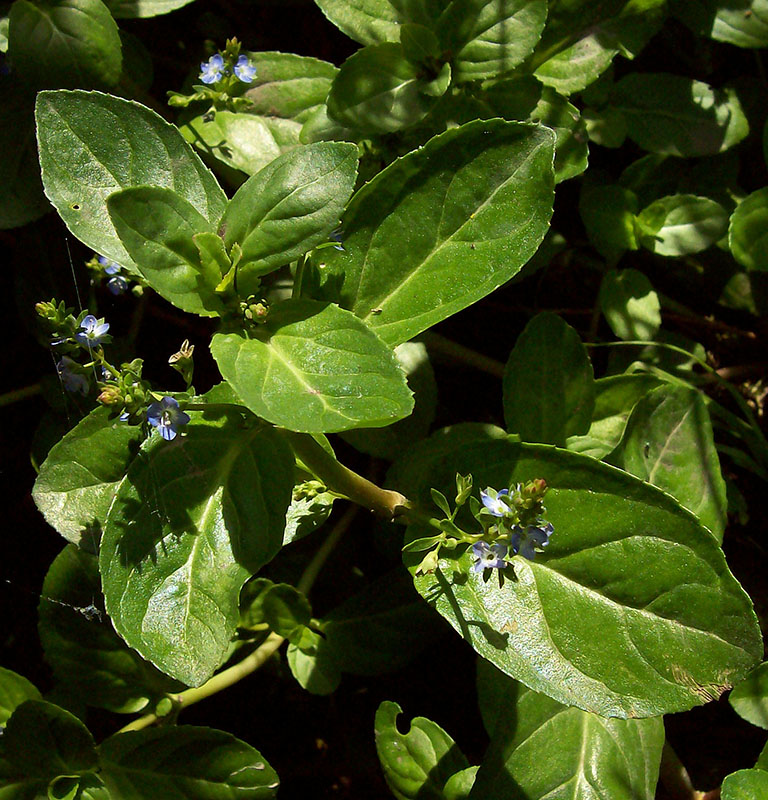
103,0 -> 194,17
637,194 -> 728,256
729,187 -> 768,272
0,668 -> 41,726
729,662 -> 768,729
599,268 -> 661,341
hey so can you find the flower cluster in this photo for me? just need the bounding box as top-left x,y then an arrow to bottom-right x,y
200,53 -> 256,85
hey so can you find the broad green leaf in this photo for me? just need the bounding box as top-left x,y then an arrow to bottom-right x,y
531,0 -> 666,94
397,429 -> 762,717
612,384 -> 728,541
32,407 -> 144,548
729,662 -> 768,729
102,0 -> 194,18
673,0 -> 768,48
327,43 -> 450,133
0,668 -> 41,726
341,341 -> 436,460
100,414 -> 294,686
35,90 -> 227,273
611,74 -> 749,157
260,584 -> 314,646
437,0 -> 547,83
375,701 -> 469,800
579,183 -> 638,262
39,545 -> 182,714
180,112 -> 301,179
107,186 -> 226,317
566,374 -> 662,459
99,727 -> 279,798
221,142 -> 358,279
313,0 -> 439,45
471,661 -> 664,800
307,119 -> 555,346
244,52 -> 338,123
210,300 -> 414,434
8,0 -> 121,90
3,700 -> 97,778
503,312 -> 595,447
721,769 -> 768,800
729,187 -> 768,272
637,194 -> 729,256
599,268 -> 661,341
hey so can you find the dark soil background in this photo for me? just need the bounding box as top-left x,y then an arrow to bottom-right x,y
2,2 -> 768,797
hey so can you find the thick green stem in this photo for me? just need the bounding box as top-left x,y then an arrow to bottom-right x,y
281,431 -> 410,520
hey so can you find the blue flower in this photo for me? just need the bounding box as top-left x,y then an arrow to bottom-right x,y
56,357 -> 89,395
480,488 -> 510,517
200,53 -> 225,84
147,397 -> 191,441
510,522 -> 553,561
75,315 -> 110,348
97,255 -> 121,275
471,541 -> 508,573
107,275 -> 129,295
330,229 -> 345,251
233,55 -> 257,83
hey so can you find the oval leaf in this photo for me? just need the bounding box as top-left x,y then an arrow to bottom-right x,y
210,300 -> 414,434
599,268 -> 661,341
729,662 -> 768,729
397,430 -> 762,717
0,668 -> 42,726
722,768 -> 768,800
103,0 -> 194,17
729,187 -> 768,272
637,194 -> 729,256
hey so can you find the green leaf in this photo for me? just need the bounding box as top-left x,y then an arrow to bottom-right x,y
283,482 -> 336,545
503,312 -> 595,446
3,701 -> 97,778
287,642 -> 341,695
260,584 -> 314,646
444,768 -> 478,800
35,90 -> 226,273
243,52 -> 338,123
99,727 -> 279,798
472,660 -> 664,799
107,186 -> 227,317
32,407 -> 144,548
637,194 -> 729,256
0,668 -> 41,726
39,545 -> 182,714
673,0 -> 768,49
611,73 -> 749,157
579,183 -> 639,262
438,0 -> 547,83
531,0 -> 666,95
612,384 -> 728,542
721,769 -> 768,800
397,429 -> 762,717
566,373 -> 662,460
313,0 -> 434,45
327,43 -> 450,133
100,414 -> 294,686
341,341 -> 437,460
8,0 -> 122,90
375,701 -> 469,800
307,119 -> 555,346
729,187 -> 768,272
221,142 -> 358,279
599,268 -> 661,341
180,112 -> 301,179
210,300 -> 414,434
102,0 -> 194,18
729,662 -> 768,729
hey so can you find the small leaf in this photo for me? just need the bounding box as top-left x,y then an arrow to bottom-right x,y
729,187 -> 768,272
599,268 -> 661,341
503,312 -> 595,446
637,194 -> 729,256
287,643 -> 341,696
210,300 -> 414,434
261,584 -> 314,645
99,727 -> 279,798
375,701 -> 469,800
283,482 -> 336,546
0,668 -> 41,726
430,488 -> 452,518
579,183 -> 639,262
721,768 -> 768,800
729,662 -> 768,729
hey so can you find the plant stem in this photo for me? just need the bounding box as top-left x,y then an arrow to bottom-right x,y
281,431 -> 410,520
115,505 -> 358,736
0,384 -> 42,408
421,332 -> 505,378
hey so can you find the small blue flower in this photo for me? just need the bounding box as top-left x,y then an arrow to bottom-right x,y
147,396 -> 191,441
330,229 -> 345,251
480,488 -> 510,517
107,275 -> 129,295
75,314 -> 110,348
471,541 -> 508,573
233,54 -> 257,83
97,255 -> 121,275
200,53 -> 225,84
56,357 -> 89,395
510,522 -> 553,561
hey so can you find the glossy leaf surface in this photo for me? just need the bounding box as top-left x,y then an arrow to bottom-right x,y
99,727 -> 279,798
33,407 -> 144,547
721,768 -> 768,800
103,0 -> 194,16
308,119 -> 555,346
100,414 -> 294,686
503,312 -> 595,446
313,0 -> 426,45
35,90 -> 226,272
398,429 -> 762,717
211,300 -> 414,434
